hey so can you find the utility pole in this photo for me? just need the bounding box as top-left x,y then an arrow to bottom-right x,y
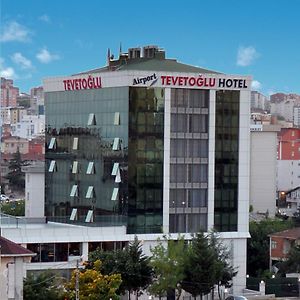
75,259 -> 79,300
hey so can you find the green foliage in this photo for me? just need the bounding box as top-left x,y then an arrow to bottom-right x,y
279,245 -> 300,274
24,271 -> 65,300
1,200 -> 25,216
247,218 -> 294,277
5,149 -> 26,190
181,232 -> 218,298
149,236 -> 186,299
89,236 -> 153,298
64,260 -> 122,300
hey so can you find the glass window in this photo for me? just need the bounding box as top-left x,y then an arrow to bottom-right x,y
188,189 -> 207,207
87,113 -> 96,125
70,208 -> 77,220
48,137 -> 56,149
85,210 -> 93,222
112,137 -> 120,150
72,137 -> 78,150
72,161 -> 79,174
111,188 -> 119,201
40,243 -> 54,262
111,163 -> 119,176
48,160 -> 56,172
55,243 -> 68,262
86,186 -> 94,198
70,185 -> 78,197
86,162 -> 95,174
114,112 -> 120,125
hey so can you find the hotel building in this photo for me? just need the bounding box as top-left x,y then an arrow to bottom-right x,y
1,46 -> 251,294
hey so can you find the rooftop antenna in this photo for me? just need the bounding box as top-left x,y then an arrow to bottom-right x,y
119,42 -> 122,57
107,48 -> 111,66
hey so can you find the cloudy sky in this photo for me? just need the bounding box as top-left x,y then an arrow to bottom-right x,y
1,0 -> 299,95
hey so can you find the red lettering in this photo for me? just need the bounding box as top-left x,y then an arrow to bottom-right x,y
171,76 -> 178,85
166,76 -> 171,85
161,76 -> 166,85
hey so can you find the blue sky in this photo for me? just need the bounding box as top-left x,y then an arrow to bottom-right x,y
1,0 -> 299,95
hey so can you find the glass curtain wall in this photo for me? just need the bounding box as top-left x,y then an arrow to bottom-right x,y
214,90 -> 240,231
128,87 -> 164,234
45,87 -> 128,226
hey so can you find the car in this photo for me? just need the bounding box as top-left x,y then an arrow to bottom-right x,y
0,194 -> 9,201
225,296 -> 248,300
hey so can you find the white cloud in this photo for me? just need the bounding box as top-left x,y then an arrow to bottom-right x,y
0,58 -> 17,78
0,21 -> 31,42
251,80 -> 262,91
237,46 -> 259,67
39,14 -> 51,23
36,48 -> 60,63
11,52 -> 33,69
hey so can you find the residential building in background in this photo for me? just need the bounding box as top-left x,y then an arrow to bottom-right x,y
0,77 -> 19,108
277,128 -> 300,191
251,91 -> 270,112
293,106 -> 300,127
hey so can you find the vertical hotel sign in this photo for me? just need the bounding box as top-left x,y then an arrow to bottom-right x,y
63,75 -> 102,91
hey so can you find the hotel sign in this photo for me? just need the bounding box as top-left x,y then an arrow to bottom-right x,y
63,75 -> 102,91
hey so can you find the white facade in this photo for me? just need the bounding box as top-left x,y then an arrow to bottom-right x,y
11,115 -> 45,139
277,160 -> 300,191
23,162 -> 45,220
294,106 -> 300,127
250,130 -> 278,217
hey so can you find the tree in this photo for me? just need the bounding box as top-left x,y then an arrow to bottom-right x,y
208,232 -> 237,299
247,218 -> 294,277
89,236 -> 153,299
1,199 -> 25,216
64,260 -> 122,300
24,271 -> 65,300
181,232 -> 218,300
149,236 -> 186,299
279,245 -> 300,274
5,149 -> 26,190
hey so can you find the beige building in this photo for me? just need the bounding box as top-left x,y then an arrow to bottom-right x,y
2,136 -> 29,154
250,125 -> 279,217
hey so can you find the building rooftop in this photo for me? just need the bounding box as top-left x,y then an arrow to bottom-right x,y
76,45 -> 221,75
0,235 -> 35,257
269,227 -> 300,240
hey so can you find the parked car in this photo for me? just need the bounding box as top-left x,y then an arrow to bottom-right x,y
225,296 -> 248,300
1,194 -> 9,201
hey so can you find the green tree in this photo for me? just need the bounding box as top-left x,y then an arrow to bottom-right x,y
89,236 -> 153,299
1,199 -> 25,216
64,260 -> 122,300
5,149 -> 26,190
279,245 -> 300,274
24,271 -> 65,300
208,232 -> 237,299
181,232 -> 218,300
247,218 -> 294,277
149,236 -> 186,299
